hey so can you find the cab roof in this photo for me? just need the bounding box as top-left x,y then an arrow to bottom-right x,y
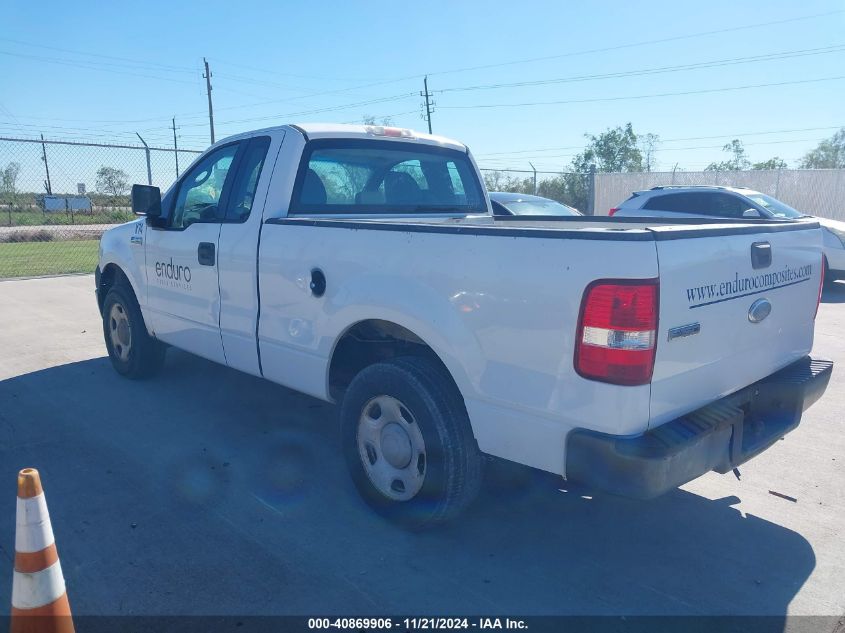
634,185 -> 763,196
219,122 -> 468,152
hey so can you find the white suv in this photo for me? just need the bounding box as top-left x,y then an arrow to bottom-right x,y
611,185 -> 845,284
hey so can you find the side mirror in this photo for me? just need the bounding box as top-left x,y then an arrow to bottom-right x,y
131,184 -> 162,218
742,208 -> 761,218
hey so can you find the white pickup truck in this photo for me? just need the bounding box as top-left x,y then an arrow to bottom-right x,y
96,123 -> 832,526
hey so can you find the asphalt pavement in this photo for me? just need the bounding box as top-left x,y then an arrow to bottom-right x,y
0,275 -> 843,623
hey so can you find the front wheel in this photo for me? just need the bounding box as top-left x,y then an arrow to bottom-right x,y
102,285 -> 165,379
340,357 -> 483,528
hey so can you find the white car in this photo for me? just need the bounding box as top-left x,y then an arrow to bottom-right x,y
610,185 -> 845,284
96,124 -> 832,526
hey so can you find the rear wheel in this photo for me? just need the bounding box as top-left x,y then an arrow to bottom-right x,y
102,284 -> 165,379
340,357 -> 483,528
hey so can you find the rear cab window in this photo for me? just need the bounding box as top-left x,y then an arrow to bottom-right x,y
290,139 -> 486,215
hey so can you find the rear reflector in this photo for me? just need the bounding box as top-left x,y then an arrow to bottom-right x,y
575,280 -> 659,386
608,208 -> 619,217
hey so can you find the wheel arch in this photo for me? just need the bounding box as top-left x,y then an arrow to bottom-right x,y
97,263 -> 129,313
96,262 -> 152,337
327,318 -> 467,413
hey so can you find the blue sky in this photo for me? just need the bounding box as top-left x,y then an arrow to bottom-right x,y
1,0 -> 844,174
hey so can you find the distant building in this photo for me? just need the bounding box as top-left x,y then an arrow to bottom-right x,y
37,195 -> 93,213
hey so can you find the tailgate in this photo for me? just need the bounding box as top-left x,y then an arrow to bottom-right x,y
649,222 -> 823,428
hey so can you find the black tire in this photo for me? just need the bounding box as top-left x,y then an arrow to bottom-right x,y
102,284 -> 166,379
340,356 -> 483,528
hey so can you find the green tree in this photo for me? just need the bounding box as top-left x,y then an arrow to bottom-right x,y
752,157 -> 788,170
482,170 -> 532,194
1,162 -> 20,201
1,162 -> 20,224
571,123 -> 643,173
639,133 -> 660,172
95,166 -> 129,201
800,128 -> 845,168
538,173 -> 588,212
705,139 -> 751,171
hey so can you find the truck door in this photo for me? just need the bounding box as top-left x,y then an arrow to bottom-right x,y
144,141 -> 242,364
217,134 -> 278,376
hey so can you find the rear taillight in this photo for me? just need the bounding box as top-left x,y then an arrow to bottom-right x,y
608,208 -> 619,217
815,255 -> 825,319
575,280 -> 659,386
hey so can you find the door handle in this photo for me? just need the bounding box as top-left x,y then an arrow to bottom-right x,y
197,242 -> 215,266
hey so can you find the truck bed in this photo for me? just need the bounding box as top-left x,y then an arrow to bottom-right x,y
260,214 -> 822,474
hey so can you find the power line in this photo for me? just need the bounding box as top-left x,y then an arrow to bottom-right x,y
177,93 -> 419,130
437,44 -> 845,94
441,75 -> 845,110
425,9 -> 845,78
3,13 -> 839,132
0,50 -> 202,86
0,36 -> 196,73
183,10 -> 845,118
207,57 -> 388,83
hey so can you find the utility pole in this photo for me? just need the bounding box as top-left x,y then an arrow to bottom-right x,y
172,117 -> 180,178
203,57 -> 215,145
40,133 -> 52,195
529,162 -> 537,195
136,132 -> 152,186
420,76 -> 434,134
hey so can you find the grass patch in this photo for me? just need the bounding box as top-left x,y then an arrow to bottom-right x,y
0,239 -> 99,278
1,209 -> 134,226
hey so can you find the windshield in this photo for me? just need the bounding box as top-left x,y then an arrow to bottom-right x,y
292,139 -> 486,215
746,193 -> 804,219
498,198 -> 581,216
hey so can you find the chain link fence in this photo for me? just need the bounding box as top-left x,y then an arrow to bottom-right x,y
4,137 -> 845,280
594,169 -> 845,219
0,136 -> 202,279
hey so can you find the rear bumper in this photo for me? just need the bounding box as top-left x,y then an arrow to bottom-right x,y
565,355 -> 833,499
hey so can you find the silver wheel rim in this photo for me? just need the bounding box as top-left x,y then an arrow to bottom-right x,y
357,395 -> 426,501
108,302 -> 132,362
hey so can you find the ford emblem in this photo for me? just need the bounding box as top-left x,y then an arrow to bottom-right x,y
748,298 -> 772,323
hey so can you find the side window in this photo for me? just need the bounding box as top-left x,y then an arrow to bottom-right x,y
709,193 -> 749,218
171,143 -> 239,229
308,161 -> 367,205
447,161 -> 466,197
225,137 -> 271,222
389,159 -> 427,188
643,193 -> 700,213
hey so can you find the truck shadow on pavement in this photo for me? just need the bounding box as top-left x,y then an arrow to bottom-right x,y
0,350 -> 815,620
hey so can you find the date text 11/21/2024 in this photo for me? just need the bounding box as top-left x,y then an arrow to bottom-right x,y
307,618 -> 528,630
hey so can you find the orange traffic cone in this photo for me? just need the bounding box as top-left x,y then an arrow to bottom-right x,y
11,469 -> 74,633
